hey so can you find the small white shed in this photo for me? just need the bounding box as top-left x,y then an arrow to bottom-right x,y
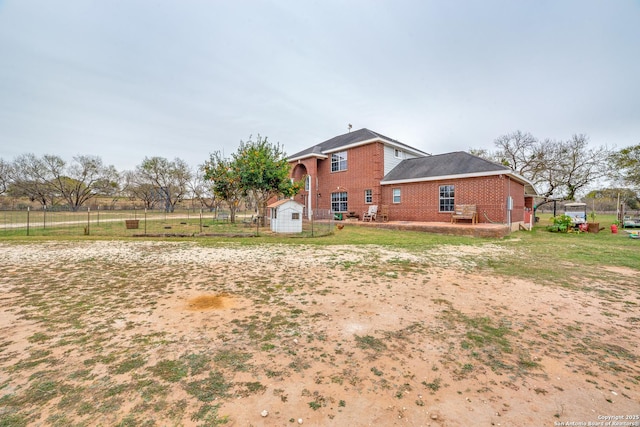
267,199 -> 304,233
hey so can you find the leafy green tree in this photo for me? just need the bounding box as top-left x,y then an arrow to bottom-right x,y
232,135 -> 302,224
610,144 -> 640,189
203,152 -> 243,223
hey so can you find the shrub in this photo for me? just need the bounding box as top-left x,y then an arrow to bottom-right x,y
547,214 -> 573,233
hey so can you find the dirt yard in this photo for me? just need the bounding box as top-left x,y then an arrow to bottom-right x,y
0,241 -> 638,426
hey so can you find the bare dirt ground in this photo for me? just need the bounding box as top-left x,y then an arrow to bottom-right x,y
0,241 -> 638,426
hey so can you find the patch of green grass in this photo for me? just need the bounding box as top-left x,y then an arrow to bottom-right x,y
213,350 -> 252,372
185,371 -> 231,402
0,412 -> 28,427
133,378 -> 169,401
56,384 -> 85,410
27,332 -> 52,343
235,381 -> 266,397
355,335 -> 387,352
105,383 -> 128,397
181,353 -> 211,376
111,355 -> 146,374
518,357 -> 541,370
370,367 -> 384,376
23,379 -> 60,404
308,401 -> 322,410
149,359 -> 188,383
464,316 -> 512,353
489,219 -> 639,284
422,378 -> 441,392
191,403 -> 229,425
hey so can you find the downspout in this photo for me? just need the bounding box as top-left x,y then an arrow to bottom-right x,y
507,176 -> 512,227
307,176 -> 313,220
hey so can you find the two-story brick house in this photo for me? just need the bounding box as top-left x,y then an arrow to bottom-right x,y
288,128 -> 537,228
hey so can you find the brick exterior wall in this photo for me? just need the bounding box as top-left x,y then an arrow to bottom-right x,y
381,175 -> 520,223
291,142 -> 385,217
289,142 -> 529,225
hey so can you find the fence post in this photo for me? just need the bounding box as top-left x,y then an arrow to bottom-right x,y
86,207 -> 90,235
27,206 -> 30,236
144,208 -> 147,235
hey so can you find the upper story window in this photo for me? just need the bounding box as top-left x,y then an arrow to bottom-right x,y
331,151 -> 347,172
439,185 -> 455,212
394,149 -> 404,159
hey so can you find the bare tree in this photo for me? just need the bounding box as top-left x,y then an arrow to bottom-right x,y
42,155 -> 120,211
8,153 -> 57,207
491,131 -> 560,197
189,166 -> 220,212
555,134 -> 611,200
531,138 -> 565,198
137,157 -> 192,212
493,131 -> 541,175
0,158 -> 10,195
8,154 -> 119,210
476,131 -> 611,200
122,170 -> 161,209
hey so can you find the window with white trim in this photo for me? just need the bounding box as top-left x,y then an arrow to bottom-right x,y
331,192 -> 348,212
394,148 -> 404,159
439,185 -> 455,212
392,188 -> 401,204
364,189 -> 373,204
331,151 -> 347,172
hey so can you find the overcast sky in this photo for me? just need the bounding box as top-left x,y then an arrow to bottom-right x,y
1,0 -> 638,171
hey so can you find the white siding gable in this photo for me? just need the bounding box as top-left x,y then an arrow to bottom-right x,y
383,145 -> 419,175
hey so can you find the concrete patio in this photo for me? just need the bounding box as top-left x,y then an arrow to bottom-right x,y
345,219 -> 512,238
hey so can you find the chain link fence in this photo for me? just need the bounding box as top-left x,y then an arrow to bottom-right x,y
0,207 -> 335,238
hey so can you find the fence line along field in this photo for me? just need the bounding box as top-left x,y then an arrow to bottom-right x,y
0,229 -> 638,426
0,208 -> 334,237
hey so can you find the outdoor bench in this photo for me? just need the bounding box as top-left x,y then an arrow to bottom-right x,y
450,204 -> 478,224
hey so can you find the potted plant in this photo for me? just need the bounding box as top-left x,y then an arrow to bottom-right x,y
587,211 -> 600,233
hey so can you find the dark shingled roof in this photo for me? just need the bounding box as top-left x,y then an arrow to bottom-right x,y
382,151 -> 509,182
288,128 -> 426,159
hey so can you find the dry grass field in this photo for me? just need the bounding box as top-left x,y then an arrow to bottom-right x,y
0,231 -> 638,426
